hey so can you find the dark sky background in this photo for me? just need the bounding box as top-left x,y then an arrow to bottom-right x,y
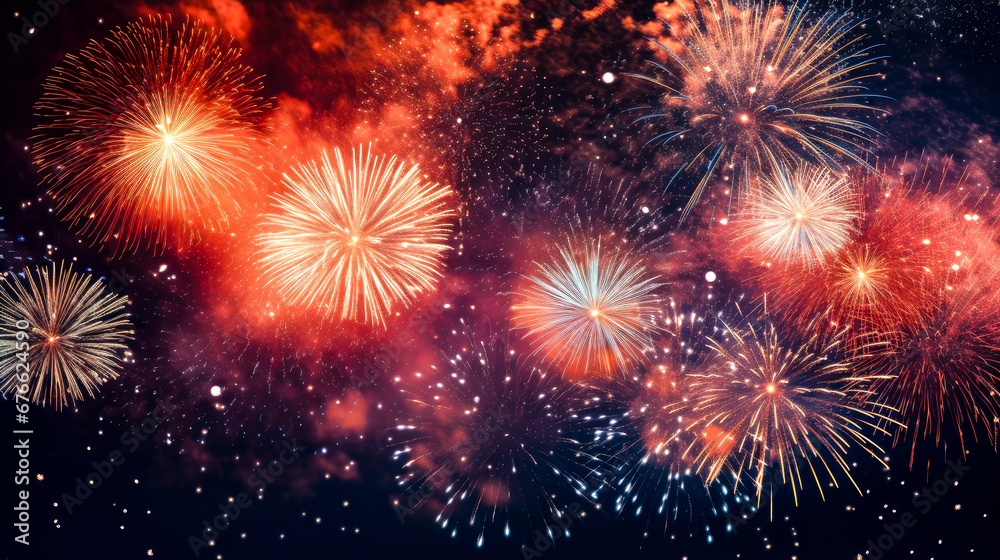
3,1 -> 1000,559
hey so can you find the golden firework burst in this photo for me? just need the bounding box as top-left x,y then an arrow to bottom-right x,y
0,263 -> 132,409
257,146 -> 455,327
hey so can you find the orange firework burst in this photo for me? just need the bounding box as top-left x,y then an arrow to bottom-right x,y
687,307 -> 894,504
512,241 -> 662,378
257,146 -> 456,328
32,16 -> 269,253
630,1 -> 883,220
734,164 -> 859,267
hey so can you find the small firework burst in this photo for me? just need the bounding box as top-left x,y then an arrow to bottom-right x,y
512,241 -> 662,378
629,1 -> 883,220
0,263 -> 132,409
688,306 -> 894,504
257,146 -> 456,328
735,165 -> 859,267
388,323 -> 604,547
32,16 -> 269,252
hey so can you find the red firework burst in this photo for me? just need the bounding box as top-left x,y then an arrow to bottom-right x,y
32,16 -> 269,253
858,222 -> 1000,467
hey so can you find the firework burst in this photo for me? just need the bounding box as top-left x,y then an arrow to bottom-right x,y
257,146 -> 456,328
734,165 -> 859,267
748,169 -> 965,333
687,307 -> 894,504
32,16 -> 269,253
860,228 -> 1000,467
0,263 -> 132,409
630,1 -> 883,220
389,323 -> 603,547
512,241 -> 662,378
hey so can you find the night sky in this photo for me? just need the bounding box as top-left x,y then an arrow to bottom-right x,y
4,1 -> 1000,559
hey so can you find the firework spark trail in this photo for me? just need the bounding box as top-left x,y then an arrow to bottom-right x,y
0,263 -> 132,409
687,307 -> 896,506
512,241 -> 662,378
516,166 -> 672,254
32,16 -> 268,253
735,165 -> 859,267
629,1 -> 885,220
389,322 -> 604,546
257,146 -> 455,328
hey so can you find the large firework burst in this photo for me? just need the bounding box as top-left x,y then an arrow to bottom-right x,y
32,16 -> 269,253
687,307 -> 894,504
257,146 -> 456,328
0,263 -> 132,409
389,323 -> 603,547
630,1 -> 883,220
512,241 -> 662,378
735,165 -> 859,267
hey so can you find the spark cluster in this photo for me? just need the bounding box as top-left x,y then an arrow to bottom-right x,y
591,297 -> 736,535
389,323 -> 602,547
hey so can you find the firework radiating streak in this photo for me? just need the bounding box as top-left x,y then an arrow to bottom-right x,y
512,242 -> 662,378
257,146 -> 455,327
32,16 -> 269,252
0,263 -> 132,409
519,166 -> 672,254
629,1 -> 885,220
